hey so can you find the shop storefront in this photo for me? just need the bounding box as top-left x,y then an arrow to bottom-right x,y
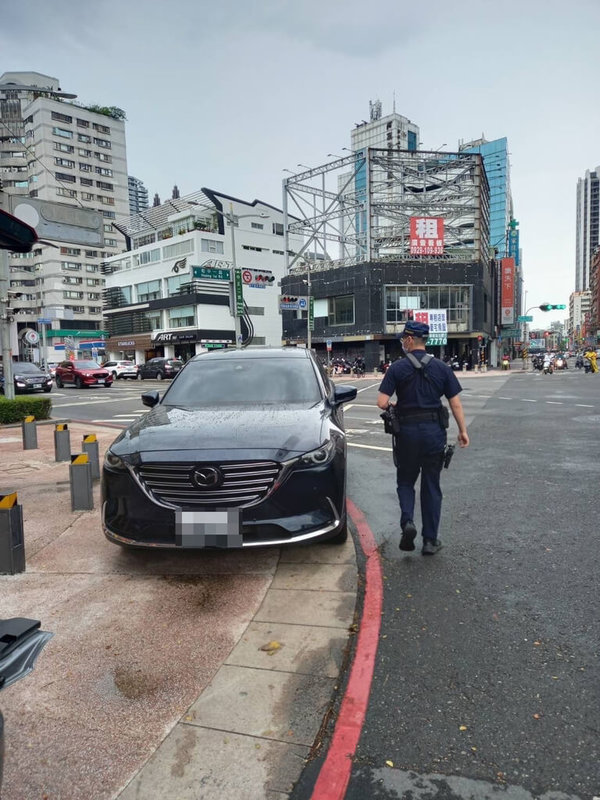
151,329 -> 234,361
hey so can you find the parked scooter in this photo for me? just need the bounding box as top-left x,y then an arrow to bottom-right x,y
0,618 -> 53,791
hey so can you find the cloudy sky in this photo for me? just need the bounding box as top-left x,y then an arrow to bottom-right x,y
2,0 -> 599,328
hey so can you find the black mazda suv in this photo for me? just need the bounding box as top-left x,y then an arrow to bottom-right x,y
102,348 -> 357,549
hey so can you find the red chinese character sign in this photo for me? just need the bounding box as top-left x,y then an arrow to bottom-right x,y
409,217 -> 444,256
500,257 -> 515,325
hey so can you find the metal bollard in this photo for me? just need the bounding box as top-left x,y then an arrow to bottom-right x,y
82,434 -> 100,481
0,491 -> 25,574
54,423 -> 71,462
22,415 -> 38,450
69,453 -> 94,511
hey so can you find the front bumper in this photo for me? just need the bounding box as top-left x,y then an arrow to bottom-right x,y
102,457 -> 346,549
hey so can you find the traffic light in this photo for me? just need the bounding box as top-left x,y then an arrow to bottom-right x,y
281,296 -> 298,303
252,272 -> 275,284
539,303 -> 566,311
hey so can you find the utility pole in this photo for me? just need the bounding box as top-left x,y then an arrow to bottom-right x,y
306,263 -> 312,350
0,249 -> 16,399
228,204 -> 242,350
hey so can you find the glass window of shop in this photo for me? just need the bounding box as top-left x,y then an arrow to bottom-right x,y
166,274 -> 191,296
385,285 -> 471,328
328,295 -> 354,326
168,305 -> 195,328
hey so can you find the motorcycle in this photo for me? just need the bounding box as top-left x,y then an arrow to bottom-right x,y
0,618 -> 53,791
543,361 -> 554,375
555,356 -> 567,370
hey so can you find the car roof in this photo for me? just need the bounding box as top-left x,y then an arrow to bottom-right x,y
189,347 -> 311,362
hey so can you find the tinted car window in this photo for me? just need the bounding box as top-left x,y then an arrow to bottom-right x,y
12,363 -> 44,374
167,360 -> 182,367
163,358 -> 322,406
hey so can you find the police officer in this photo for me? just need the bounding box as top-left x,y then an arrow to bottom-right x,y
377,320 -> 469,555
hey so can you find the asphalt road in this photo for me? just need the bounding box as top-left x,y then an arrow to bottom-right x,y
49,377 -> 164,425
317,368 -> 600,799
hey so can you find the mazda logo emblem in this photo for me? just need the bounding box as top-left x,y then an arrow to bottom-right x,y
192,466 -> 223,489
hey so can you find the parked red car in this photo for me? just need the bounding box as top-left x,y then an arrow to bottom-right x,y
54,360 -> 113,389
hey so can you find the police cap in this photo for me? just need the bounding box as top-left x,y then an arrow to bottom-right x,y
400,320 -> 429,339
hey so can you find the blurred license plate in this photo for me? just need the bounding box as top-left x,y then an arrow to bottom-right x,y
33,383 -> 41,388
175,509 -> 242,548
97,379 -> 105,384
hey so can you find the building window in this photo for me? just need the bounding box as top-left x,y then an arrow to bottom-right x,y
272,222 -> 284,236
52,127 -> 73,139
95,166 -> 113,177
56,188 -> 77,198
95,152 -> 112,163
251,222 -> 264,230
96,180 -> 113,191
86,265 -> 99,272
92,123 -> 111,134
103,223 -> 113,232
97,195 -> 115,205
241,245 -> 266,252
328,295 -> 355,326
134,233 -> 156,248
144,311 -> 161,329
88,306 -> 102,314
93,137 -> 111,149
166,274 -> 191,296
200,239 -> 223,254
272,249 -> 284,255
81,192 -> 94,200
136,279 -> 161,302
55,172 -> 76,183
62,276 -> 83,285
76,118 -> 90,128
63,290 -> 84,299
51,111 -> 73,123
163,240 -> 194,258
384,284 -> 472,329
132,249 -> 160,267
54,142 -> 74,154
61,262 -> 82,271
169,305 -> 195,328
80,178 -> 93,186
79,162 -> 92,172
60,247 -> 81,256
78,133 -> 92,143
101,210 -> 116,219
104,238 -> 117,247
78,148 -> 92,157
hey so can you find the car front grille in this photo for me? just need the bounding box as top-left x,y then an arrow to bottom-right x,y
135,461 -> 281,507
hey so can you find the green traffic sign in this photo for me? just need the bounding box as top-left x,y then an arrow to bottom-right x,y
518,315 -> 533,322
308,296 -> 314,331
193,266 -> 231,281
234,269 -> 244,316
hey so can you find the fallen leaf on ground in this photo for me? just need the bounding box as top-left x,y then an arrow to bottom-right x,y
385,760 -> 394,767
260,640 -> 282,654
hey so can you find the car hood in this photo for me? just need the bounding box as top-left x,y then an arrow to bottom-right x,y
111,404 -> 331,461
77,368 -> 110,375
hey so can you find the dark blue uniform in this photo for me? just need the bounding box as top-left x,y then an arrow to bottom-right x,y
379,353 -> 462,541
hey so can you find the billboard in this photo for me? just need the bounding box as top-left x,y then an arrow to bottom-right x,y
500,257 -> 515,325
409,217 -> 444,256
411,309 -> 448,345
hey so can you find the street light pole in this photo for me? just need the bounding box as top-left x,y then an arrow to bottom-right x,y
0,249 -> 15,399
306,263 -> 311,350
228,203 -> 242,350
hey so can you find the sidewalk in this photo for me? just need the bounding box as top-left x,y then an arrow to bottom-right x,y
0,420 -> 357,800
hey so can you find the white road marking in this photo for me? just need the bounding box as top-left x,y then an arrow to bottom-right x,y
521,398 -> 537,402
575,404 -> 594,408
356,382 -> 380,394
546,401 -> 563,405
113,412 -> 145,417
497,396 -> 513,400
348,442 -> 392,452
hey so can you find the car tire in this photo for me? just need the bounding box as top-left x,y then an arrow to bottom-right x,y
105,383 -> 112,388
55,375 -> 63,388
112,371 -> 118,380
156,371 -> 164,381
43,387 -> 52,393
328,519 -> 348,545
137,372 -> 143,381
75,376 -> 84,389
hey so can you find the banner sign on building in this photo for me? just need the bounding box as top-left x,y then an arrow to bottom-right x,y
508,227 -> 520,266
409,217 -> 444,256
501,257 -> 515,325
411,309 -> 448,345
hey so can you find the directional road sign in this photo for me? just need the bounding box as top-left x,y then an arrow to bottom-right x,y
518,315 -> 533,322
193,266 -> 231,281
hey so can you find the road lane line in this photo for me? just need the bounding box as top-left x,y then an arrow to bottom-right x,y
521,399 -> 537,402
311,498 -> 382,800
575,404 -> 594,408
546,401 -> 563,404
348,442 -> 392,452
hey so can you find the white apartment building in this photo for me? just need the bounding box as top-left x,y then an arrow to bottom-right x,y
575,167 -> 600,292
350,99 -> 420,153
569,289 -> 591,344
102,189 -> 304,363
0,70 -> 129,362
128,175 -> 149,216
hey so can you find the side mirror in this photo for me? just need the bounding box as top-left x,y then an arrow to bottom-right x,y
333,384 -> 357,405
141,390 -> 160,408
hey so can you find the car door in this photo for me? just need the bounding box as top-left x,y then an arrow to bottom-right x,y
59,362 -> 74,384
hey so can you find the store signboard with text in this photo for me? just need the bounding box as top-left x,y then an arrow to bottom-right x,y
501,257 -> 515,325
411,309 -> 448,345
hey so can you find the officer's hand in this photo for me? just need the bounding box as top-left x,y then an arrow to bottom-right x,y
457,431 -> 469,448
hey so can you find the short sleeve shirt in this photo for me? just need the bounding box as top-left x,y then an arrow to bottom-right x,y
379,351 -> 462,411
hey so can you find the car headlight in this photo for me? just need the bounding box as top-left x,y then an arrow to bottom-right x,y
104,450 -> 127,470
289,439 -> 337,469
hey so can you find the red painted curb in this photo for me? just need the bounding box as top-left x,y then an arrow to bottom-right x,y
311,498 -> 383,799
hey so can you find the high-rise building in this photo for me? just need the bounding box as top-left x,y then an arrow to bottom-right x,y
575,166 -> 600,292
459,137 -> 513,258
350,100 -> 420,153
568,290 -> 591,346
128,175 -> 149,216
0,70 -> 129,361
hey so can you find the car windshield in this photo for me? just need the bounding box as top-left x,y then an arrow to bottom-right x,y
163,358 -> 322,406
13,363 -> 44,374
167,360 -> 182,367
73,361 -> 101,369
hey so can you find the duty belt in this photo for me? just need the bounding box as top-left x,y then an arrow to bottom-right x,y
395,409 -> 441,424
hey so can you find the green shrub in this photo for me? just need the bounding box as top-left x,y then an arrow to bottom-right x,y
0,396 -> 52,424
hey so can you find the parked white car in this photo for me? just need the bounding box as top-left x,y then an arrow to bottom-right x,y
101,360 -> 139,380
